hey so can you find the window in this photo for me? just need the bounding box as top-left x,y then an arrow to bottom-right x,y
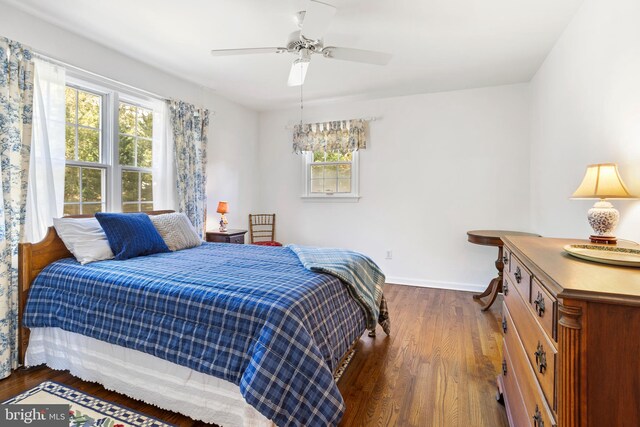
118,103 -> 153,212
302,150 -> 359,200
64,87 -> 106,215
63,78 -> 156,215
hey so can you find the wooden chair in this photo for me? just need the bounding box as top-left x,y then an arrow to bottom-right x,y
248,214 -> 282,246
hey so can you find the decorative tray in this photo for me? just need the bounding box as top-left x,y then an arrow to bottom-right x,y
563,244 -> 640,267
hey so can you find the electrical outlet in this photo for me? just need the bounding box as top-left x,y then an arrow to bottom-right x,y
385,250 -> 393,260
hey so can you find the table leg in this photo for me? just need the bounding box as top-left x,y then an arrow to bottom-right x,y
473,246 -> 504,311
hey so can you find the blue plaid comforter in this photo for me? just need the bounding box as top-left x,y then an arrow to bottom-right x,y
24,243 -> 366,426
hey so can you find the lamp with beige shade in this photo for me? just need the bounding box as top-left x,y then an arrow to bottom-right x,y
571,163 -> 636,244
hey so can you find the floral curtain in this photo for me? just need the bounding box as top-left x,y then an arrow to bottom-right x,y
169,100 -> 209,238
0,38 -> 34,378
292,119 -> 368,154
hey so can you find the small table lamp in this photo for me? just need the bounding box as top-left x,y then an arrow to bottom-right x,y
571,163 -> 636,244
216,201 -> 229,232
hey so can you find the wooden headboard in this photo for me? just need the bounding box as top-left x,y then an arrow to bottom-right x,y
17,210 -> 174,365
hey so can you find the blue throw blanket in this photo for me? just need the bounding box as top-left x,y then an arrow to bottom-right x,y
24,243 -> 366,426
288,245 -> 391,335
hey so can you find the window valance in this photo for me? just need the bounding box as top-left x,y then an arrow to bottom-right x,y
292,119 -> 368,154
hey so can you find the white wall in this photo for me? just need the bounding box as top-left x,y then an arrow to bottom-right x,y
0,4 -> 259,231
258,84 -> 531,290
530,0 -> 640,241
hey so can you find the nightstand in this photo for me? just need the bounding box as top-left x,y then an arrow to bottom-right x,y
206,229 -> 247,244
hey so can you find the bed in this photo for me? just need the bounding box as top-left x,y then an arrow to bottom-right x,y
17,213 -> 380,427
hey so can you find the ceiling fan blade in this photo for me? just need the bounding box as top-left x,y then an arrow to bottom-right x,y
322,47 -> 392,65
288,59 -> 310,87
210,47 -> 286,56
300,0 -> 337,41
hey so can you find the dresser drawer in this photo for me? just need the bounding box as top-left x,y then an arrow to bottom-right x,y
503,303 -> 556,427
506,255 -> 532,303
503,246 -> 512,273
530,278 -> 556,341
504,276 -> 557,412
229,234 -> 245,244
502,338 -> 529,427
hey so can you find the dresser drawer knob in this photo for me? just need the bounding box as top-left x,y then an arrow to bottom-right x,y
533,404 -> 544,427
514,267 -> 522,283
534,342 -> 547,374
534,292 -> 546,317
502,359 -> 507,376
502,317 -> 507,334
502,255 -> 509,264
503,280 -> 509,296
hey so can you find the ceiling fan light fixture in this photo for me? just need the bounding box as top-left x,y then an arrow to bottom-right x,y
288,58 -> 310,86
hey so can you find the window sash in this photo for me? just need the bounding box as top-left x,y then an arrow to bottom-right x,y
302,151 -> 359,198
63,164 -> 108,215
120,167 -> 153,209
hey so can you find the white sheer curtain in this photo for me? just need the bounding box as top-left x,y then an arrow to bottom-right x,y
152,99 -> 178,210
25,58 -> 66,243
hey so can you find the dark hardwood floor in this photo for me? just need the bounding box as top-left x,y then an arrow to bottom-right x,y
0,285 -> 508,427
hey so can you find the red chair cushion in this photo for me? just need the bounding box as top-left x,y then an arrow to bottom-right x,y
253,241 -> 283,247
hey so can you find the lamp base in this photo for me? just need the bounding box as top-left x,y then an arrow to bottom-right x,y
219,214 -> 228,232
587,200 -> 620,244
589,235 -> 617,245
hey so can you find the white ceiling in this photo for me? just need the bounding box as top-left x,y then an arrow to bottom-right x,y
4,0 -> 583,111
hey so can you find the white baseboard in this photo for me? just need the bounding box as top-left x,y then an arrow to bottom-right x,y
385,276 -> 485,293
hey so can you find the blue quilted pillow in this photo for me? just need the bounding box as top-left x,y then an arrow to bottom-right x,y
95,212 -> 170,260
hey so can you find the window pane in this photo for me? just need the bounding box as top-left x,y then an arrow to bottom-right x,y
324,165 -> 337,179
78,128 -> 100,162
338,164 -> 351,179
119,103 -> 136,135
63,204 -> 80,216
338,179 -> 351,193
82,168 -> 103,202
64,166 -> 80,202
140,202 -> 154,212
77,91 -> 101,128
340,152 -> 353,162
323,179 -> 337,193
310,165 -> 323,180
312,151 -> 325,162
82,203 -> 103,215
122,203 -> 139,213
325,152 -> 342,162
137,108 -> 153,139
311,179 -> 324,193
138,138 -> 152,168
122,171 -> 139,202
65,125 -> 76,160
65,87 -> 77,124
140,172 -> 152,201
119,135 -> 135,166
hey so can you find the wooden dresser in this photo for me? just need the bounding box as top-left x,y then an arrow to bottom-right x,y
498,236 -> 640,427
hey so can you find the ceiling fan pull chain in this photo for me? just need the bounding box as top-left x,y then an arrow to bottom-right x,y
300,69 -> 304,125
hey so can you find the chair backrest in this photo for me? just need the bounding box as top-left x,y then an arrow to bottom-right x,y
249,214 -> 276,243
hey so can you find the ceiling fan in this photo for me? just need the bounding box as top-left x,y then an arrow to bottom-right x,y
210,0 -> 392,86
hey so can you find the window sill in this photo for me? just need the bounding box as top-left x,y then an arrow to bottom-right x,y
301,195 -> 361,203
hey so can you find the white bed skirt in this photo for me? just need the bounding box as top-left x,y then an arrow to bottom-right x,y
25,327 -> 272,427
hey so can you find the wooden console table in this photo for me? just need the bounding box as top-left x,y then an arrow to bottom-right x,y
467,230 -> 539,311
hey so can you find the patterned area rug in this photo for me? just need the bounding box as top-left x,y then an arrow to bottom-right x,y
4,350 -> 356,427
3,381 -> 174,427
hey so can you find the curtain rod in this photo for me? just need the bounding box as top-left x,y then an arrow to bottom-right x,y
284,116 -> 380,130
32,51 -> 172,102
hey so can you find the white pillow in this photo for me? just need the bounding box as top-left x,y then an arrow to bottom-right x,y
150,212 -> 202,252
53,217 -> 115,264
